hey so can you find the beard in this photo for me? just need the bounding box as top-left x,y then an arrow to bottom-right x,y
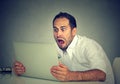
55,37 -> 73,51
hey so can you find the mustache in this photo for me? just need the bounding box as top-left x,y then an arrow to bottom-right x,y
55,37 -> 65,41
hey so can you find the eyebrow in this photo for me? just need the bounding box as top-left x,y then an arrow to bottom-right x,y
53,26 -> 66,29
53,26 -> 57,28
60,26 -> 66,28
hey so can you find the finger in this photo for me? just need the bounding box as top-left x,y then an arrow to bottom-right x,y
15,69 -> 25,73
14,67 -> 25,75
15,66 -> 25,70
53,69 -> 65,75
51,65 -> 68,76
51,66 -> 63,73
14,68 -> 25,74
59,63 -> 67,68
14,65 -> 25,75
14,61 -> 23,67
51,66 -> 67,76
51,71 -> 66,81
15,70 -> 25,75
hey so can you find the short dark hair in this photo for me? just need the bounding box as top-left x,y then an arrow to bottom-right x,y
53,12 -> 77,29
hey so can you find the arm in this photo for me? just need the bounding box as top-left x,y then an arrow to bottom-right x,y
50,63 -> 106,82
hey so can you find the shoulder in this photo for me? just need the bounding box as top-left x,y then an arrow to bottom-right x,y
76,35 -> 105,55
76,35 -> 101,48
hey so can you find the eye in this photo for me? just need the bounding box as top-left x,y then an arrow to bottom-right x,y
61,27 -> 66,31
53,28 -> 58,32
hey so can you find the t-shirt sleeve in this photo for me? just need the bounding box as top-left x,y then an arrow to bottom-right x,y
85,40 -> 107,73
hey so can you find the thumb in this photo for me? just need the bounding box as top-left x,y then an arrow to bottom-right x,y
58,61 -> 62,65
59,62 -> 67,68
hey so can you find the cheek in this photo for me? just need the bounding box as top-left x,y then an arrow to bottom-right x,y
64,34 -> 70,42
65,34 -> 73,43
53,33 -> 57,38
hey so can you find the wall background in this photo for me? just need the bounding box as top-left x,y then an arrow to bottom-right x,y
0,0 -> 120,67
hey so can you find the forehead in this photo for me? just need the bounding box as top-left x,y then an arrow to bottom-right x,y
53,18 -> 69,27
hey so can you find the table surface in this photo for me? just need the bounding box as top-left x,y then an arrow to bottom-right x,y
0,73 -> 106,84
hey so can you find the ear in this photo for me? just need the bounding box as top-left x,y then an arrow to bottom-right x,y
72,28 -> 77,36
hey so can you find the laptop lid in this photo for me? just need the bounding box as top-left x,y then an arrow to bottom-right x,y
14,42 -> 58,81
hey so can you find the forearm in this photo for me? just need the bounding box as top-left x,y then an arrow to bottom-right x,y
68,69 -> 106,81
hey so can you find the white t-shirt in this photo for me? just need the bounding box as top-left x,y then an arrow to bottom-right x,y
57,35 -> 114,84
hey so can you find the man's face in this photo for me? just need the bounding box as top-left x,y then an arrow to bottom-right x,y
53,18 -> 76,50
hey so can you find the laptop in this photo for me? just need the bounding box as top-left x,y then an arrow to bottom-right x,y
13,42 -> 58,81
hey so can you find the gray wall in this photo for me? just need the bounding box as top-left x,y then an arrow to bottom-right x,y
0,0 -> 120,67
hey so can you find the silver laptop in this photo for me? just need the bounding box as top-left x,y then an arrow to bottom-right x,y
14,42 -> 58,81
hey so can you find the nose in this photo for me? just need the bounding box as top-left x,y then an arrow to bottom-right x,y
57,30 -> 62,37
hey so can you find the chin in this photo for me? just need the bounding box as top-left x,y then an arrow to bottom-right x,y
59,46 -> 68,51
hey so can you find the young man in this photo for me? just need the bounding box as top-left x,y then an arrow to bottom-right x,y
14,12 -> 114,84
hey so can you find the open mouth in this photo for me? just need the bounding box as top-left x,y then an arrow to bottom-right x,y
57,39 -> 65,45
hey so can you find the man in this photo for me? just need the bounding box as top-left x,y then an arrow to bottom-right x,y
14,12 -> 114,84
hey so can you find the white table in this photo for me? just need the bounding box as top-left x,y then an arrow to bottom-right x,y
0,73 -> 106,84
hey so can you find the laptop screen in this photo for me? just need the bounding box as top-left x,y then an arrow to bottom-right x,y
14,42 -> 58,81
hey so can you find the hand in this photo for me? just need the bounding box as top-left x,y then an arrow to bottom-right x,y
13,61 -> 25,75
50,63 -> 72,81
